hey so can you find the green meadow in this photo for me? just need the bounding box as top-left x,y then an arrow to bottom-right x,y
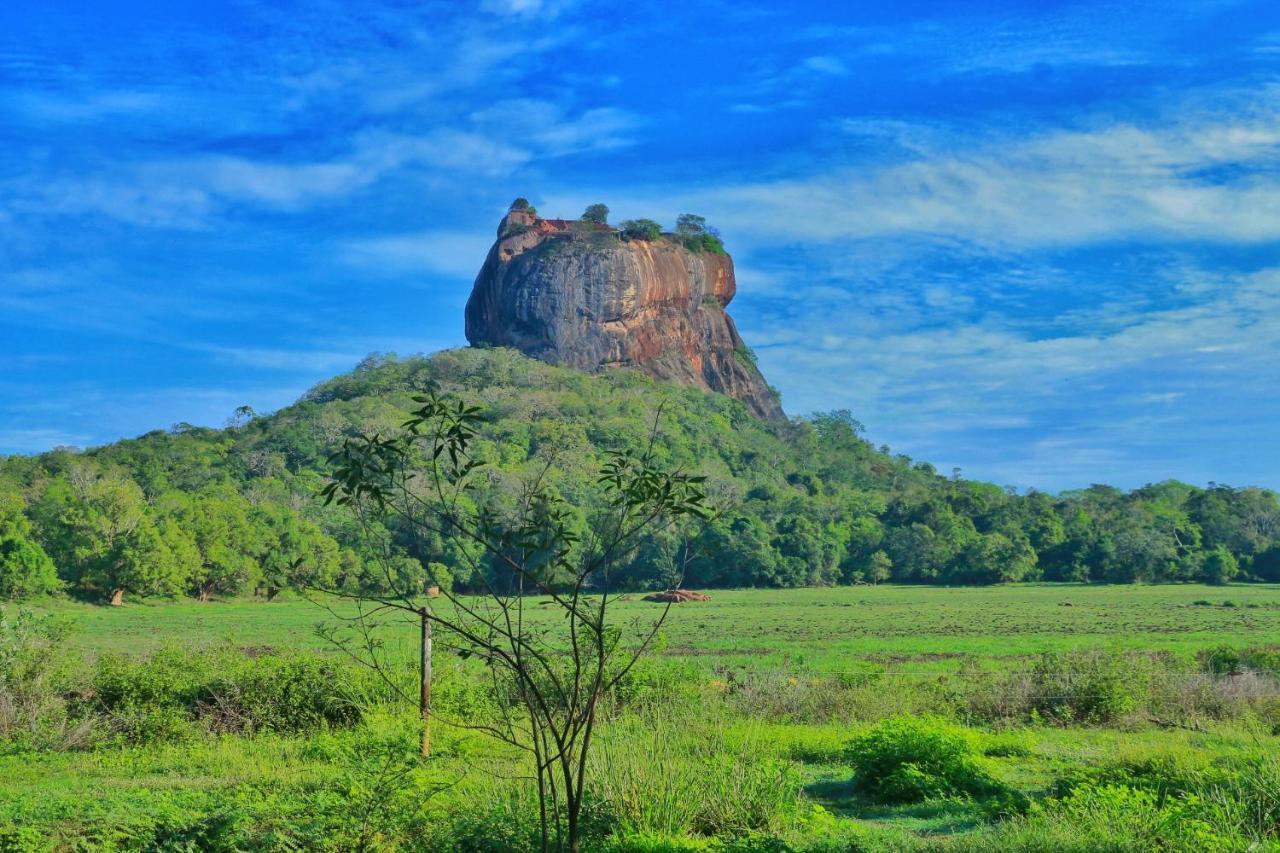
39,582 -> 1280,665
3,584 -> 1279,850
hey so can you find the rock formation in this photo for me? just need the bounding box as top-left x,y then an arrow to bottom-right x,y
464,204 -> 784,421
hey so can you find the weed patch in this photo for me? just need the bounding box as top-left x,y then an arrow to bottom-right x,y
844,716 -> 1023,811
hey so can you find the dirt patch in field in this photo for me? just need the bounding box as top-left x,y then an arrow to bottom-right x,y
643,589 -> 711,603
869,652 -> 973,665
664,646 -> 773,657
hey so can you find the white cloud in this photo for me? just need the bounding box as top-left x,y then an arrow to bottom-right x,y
2,89 -> 168,123
467,99 -> 639,155
607,89 -> 1280,249
9,94 -> 641,227
745,264 -> 1280,488
204,346 -> 367,372
800,55 -> 847,76
340,230 -> 495,278
0,428 -> 90,453
480,0 -> 580,18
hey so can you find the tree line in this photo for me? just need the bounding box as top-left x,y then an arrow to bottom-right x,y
2,348 -> 1277,602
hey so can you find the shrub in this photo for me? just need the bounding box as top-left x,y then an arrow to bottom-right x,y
0,609 -> 91,751
0,537 -> 60,600
844,716 -> 1012,805
674,213 -> 727,254
1199,645 -> 1242,676
1201,645 -> 1280,678
1242,647 -> 1280,676
621,219 -> 663,241
979,783 -> 1231,852
1026,651 -> 1147,724
91,645 -> 364,744
582,203 -> 610,225
607,658 -> 704,712
1200,546 -> 1240,585
200,655 -> 363,734
682,233 -> 727,255
1043,751 -> 1280,847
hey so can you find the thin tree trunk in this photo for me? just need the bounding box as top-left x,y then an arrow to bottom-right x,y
420,606 -> 432,758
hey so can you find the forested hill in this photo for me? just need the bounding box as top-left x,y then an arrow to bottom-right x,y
2,347 -> 1278,603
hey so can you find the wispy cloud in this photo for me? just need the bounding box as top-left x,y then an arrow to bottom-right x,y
8,97 -> 640,228
0,428 -> 92,453
746,262 -> 1280,487
602,86 -> 1280,250
341,230 -> 495,278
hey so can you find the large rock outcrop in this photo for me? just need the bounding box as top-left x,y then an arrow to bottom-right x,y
464,207 -> 784,421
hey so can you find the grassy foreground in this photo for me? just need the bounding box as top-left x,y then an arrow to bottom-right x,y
4,584 -> 1280,851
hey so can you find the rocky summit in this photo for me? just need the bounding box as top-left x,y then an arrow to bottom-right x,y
464,203 -> 785,421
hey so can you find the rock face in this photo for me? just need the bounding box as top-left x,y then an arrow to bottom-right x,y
465,208 -> 784,421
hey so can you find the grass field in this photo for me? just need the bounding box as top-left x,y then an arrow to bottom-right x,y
38,582 -> 1280,667
6,584 -> 1280,851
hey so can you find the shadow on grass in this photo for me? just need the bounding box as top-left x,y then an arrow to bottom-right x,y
804,777 -> 987,835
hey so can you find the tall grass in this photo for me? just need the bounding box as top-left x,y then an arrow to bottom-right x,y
586,710 -> 804,839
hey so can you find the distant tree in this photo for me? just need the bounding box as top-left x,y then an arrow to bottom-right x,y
953,532 -> 1037,584
56,473 -> 187,605
674,213 -> 725,253
0,488 -> 60,599
1188,485 -> 1280,559
619,218 -> 662,241
689,515 -> 775,587
254,504 -> 341,600
675,213 -> 708,236
1201,545 -> 1239,585
883,523 -> 942,582
811,410 -> 866,443
228,405 -> 257,428
159,490 -> 264,601
865,550 -> 892,584
581,203 -> 610,225
510,197 -> 532,211
1253,545 -> 1280,582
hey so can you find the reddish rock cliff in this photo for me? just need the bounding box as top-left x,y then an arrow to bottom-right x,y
465,207 -> 784,421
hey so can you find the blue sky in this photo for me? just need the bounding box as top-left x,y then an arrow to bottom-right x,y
2,0 -> 1278,491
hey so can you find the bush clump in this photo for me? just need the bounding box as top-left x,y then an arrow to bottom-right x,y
1199,644 -> 1280,678
620,219 -> 663,242
979,783 -> 1232,851
1027,650 -> 1147,724
844,716 -> 1013,805
1033,752 -> 1280,850
0,609 -> 90,751
91,644 -> 364,744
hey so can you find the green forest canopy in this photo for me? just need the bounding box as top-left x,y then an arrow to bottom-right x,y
2,347 -> 1278,602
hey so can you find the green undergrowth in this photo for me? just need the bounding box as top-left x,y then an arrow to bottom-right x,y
3,590 -> 1280,849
